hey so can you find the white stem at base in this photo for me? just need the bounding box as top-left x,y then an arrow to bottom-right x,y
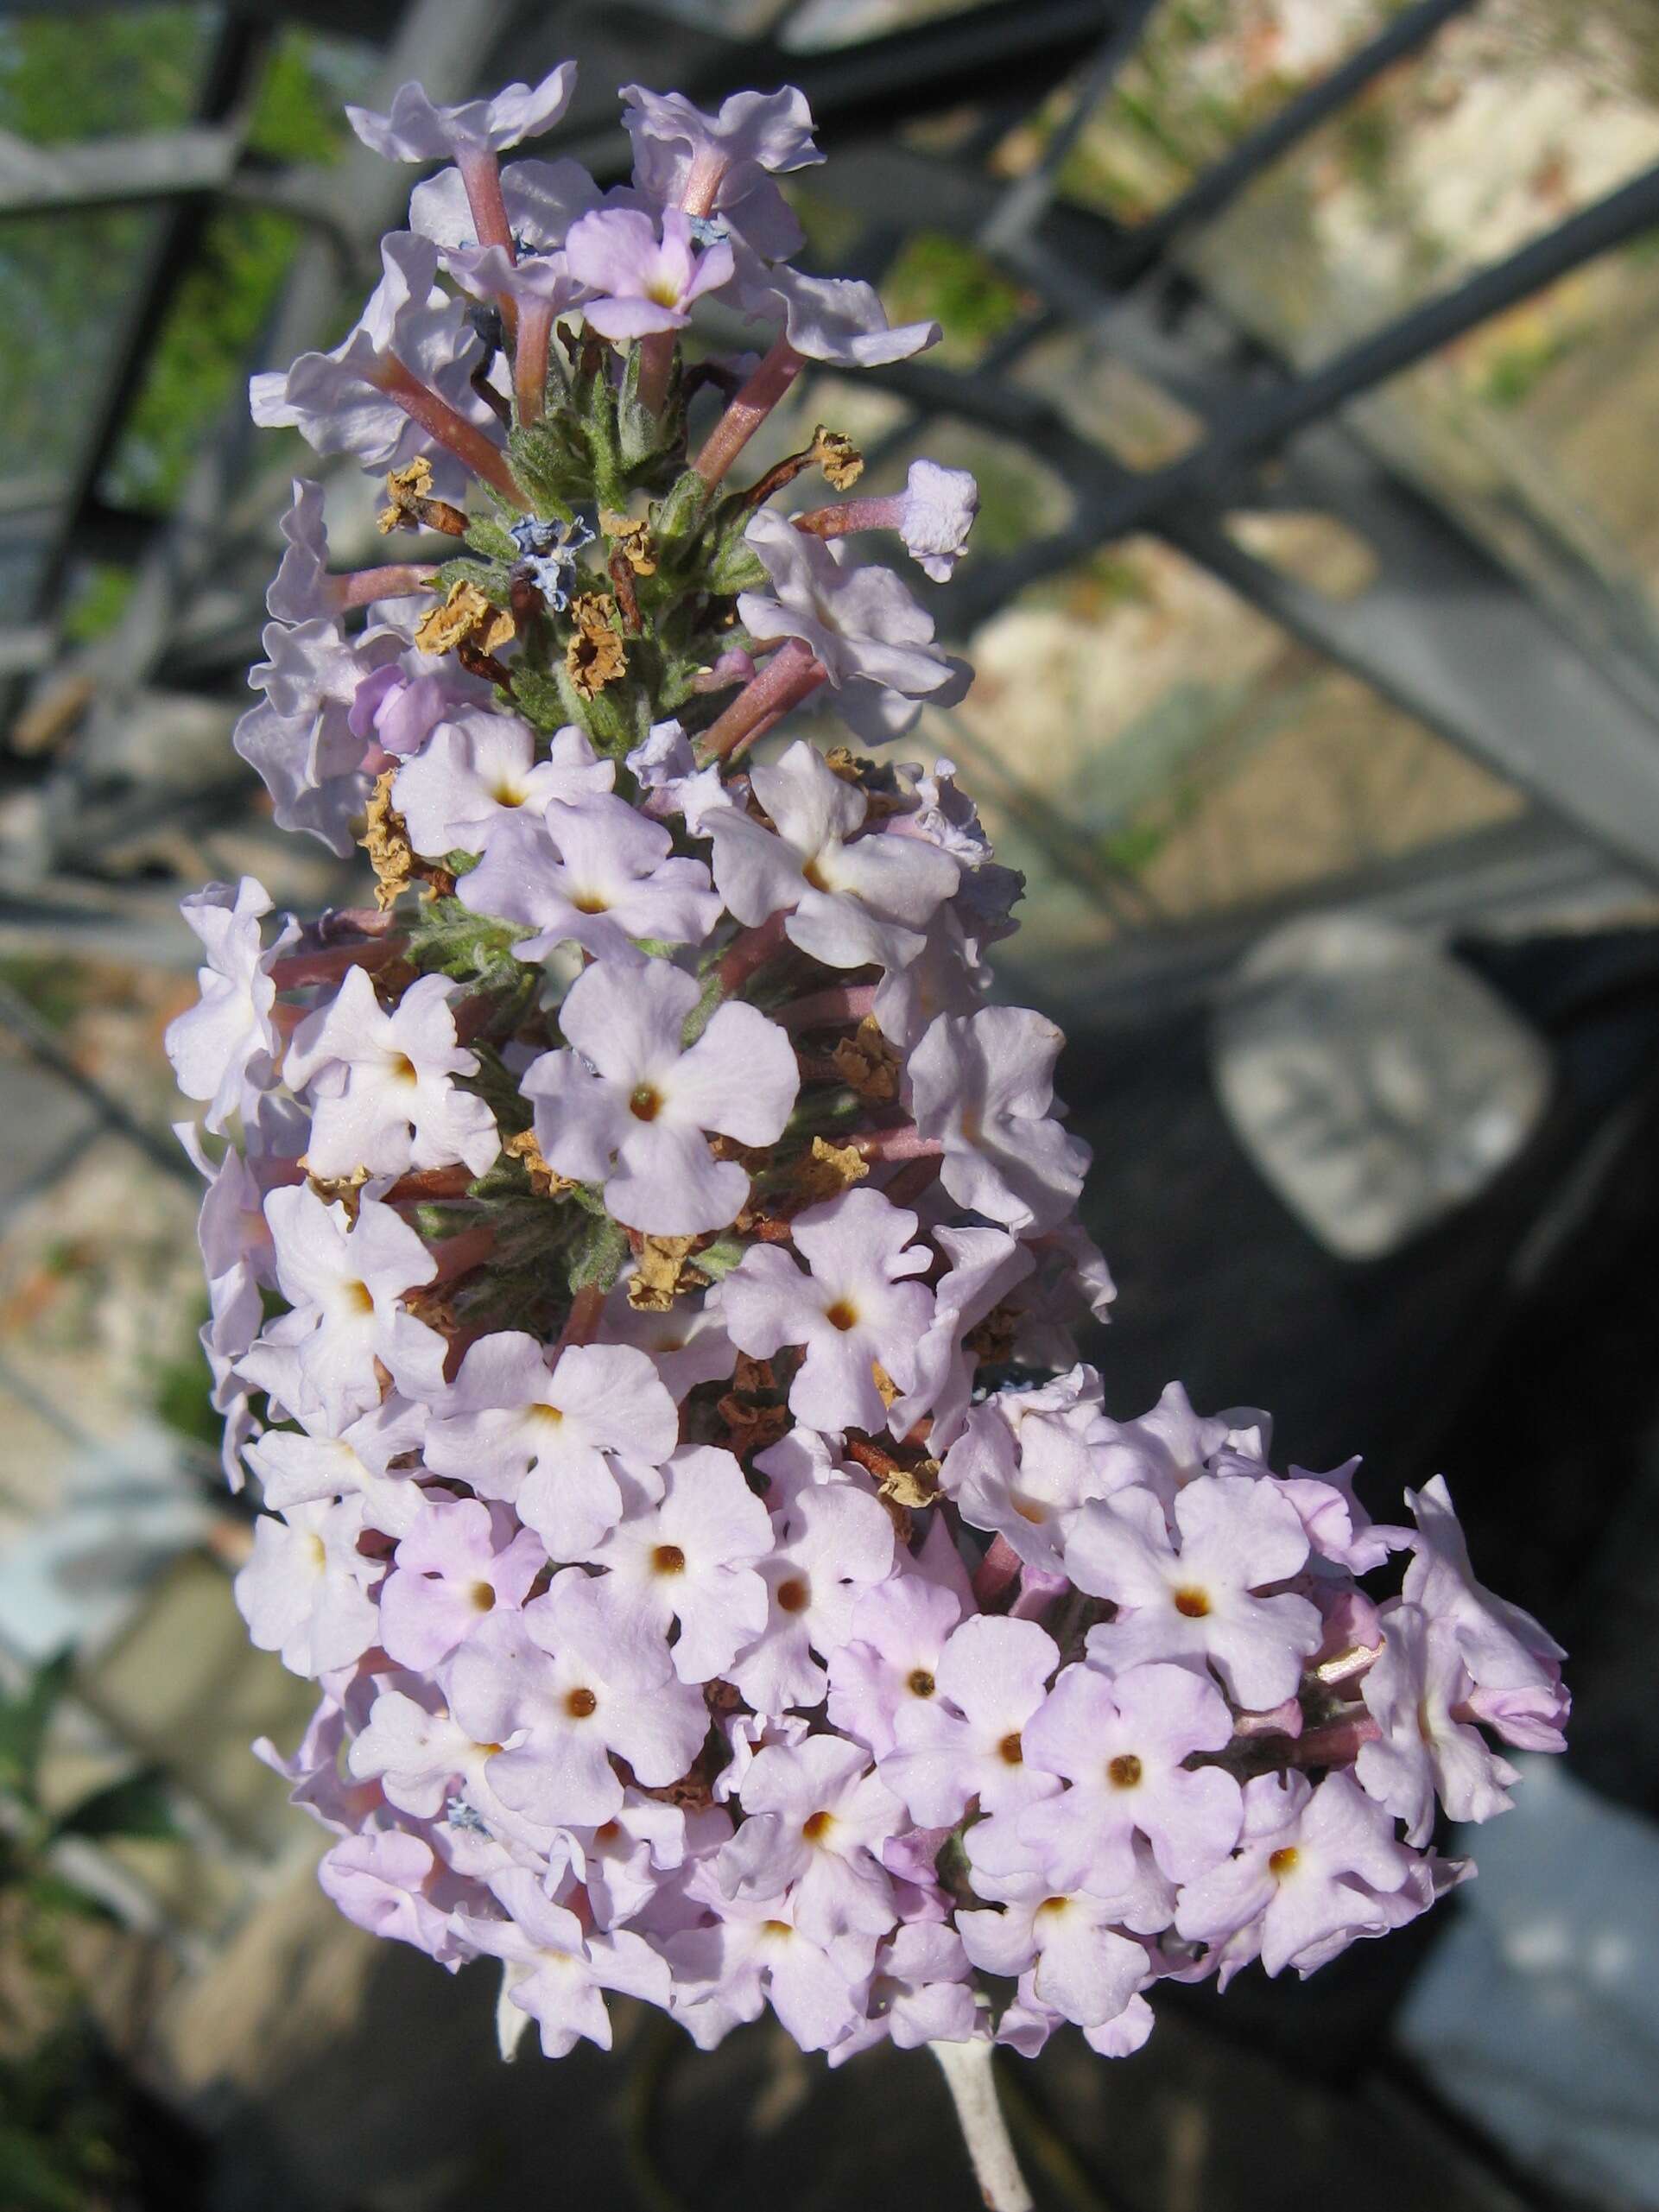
930,2039 -> 1035,2212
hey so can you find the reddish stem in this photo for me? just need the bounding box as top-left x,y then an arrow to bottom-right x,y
374,353 -> 528,509
1009,1567 -> 1068,1623
320,906 -> 402,940
696,639 -> 825,764
385,1164 -> 475,1202
792,495 -> 901,542
557,1283 -> 606,1354
781,982 -> 879,1032
972,1533 -> 1024,1609
879,1156 -> 943,1209
691,336 -> 803,490
1282,1714 -> 1380,1769
854,1123 -> 942,1164
269,937 -> 407,992
681,148 -> 730,221
336,563 -> 436,610
424,1224 -> 497,1284
515,295 -> 555,427
636,331 -> 677,417
458,147 -> 516,257
716,908 -> 792,995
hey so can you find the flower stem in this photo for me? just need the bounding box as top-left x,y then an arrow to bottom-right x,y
336,564 -> 436,609
515,297 -> 556,427
691,336 -> 802,490
931,2041 -> 1034,2212
269,936 -> 407,992
375,353 -> 528,509
780,981 -> 878,1032
636,331 -> 676,418
695,639 -> 825,764
458,147 -> 515,258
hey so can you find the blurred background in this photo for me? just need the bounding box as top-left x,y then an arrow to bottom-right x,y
3,0 -> 1659,2205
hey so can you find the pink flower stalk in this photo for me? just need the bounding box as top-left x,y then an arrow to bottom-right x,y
173,53 -> 1568,2212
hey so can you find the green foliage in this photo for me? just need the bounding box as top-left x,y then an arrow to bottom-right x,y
60,563 -> 136,646
150,1333 -> 221,1450
565,1209 -> 630,1293
0,7 -> 211,145
0,2025 -> 130,2212
405,897 -> 525,987
465,516 -> 522,565
0,956 -> 86,1032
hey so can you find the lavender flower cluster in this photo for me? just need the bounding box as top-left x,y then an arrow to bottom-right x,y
167,60 -> 1567,2083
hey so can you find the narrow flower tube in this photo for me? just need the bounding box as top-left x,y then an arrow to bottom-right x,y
372,353 -> 528,508
691,337 -> 803,489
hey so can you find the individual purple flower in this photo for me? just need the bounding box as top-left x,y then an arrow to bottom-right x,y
1356,1602 -> 1519,1844
826,1573 -> 963,1759
712,1712 -> 810,1807
177,1114 -> 293,1486
393,710 -> 611,858
1463,1676 -> 1571,1754
598,1282 -> 736,1401
738,514 -> 963,742
347,1685 -> 524,1828
423,1332 -> 678,1556
621,82 -> 821,262
349,660 -> 483,763
459,796 -> 721,961
828,1923 -> 978,2063
809,460 -> 980,583
1402,1475 -> 1567,1693
908,1006 -> 1089,1234
565,207 -> 734,340
459,1865 -> 670,2060
318,1830 -> 470,1966
446,1572 -> 707,1829
886,1224 -> 1034,1452
266,479 -> 333,624
236,617 -> 404,855
666,1876 -> 872,2054
869,905 -> 992,1053
286,966 -> 500,1180
250,234 -> 484,477
1016,1660 -> 1242,1892
346,67 -> 578,163
1275,1456 -> 1402,1575
1070,1475 -> 1322,1712
166,877 -> 295,1133
738,264 -> 940,369
266,1694 -> 383,1832
722,1188 -> 934,1435
714,1735 -> 901,1943
706,738 -> 959,969
244,1393 -> 428,1538
242,1187 -> 445,1431
545,1791 -> 700,1933
233,1499 -> 383,1677
574,1448 -> 772,1683
1175,1771 -> 1421,1978
522,957 -> 798,1236
378,1494 -> 546,1670
939,1366 -> 1115,1576
957,1868 -> 1149,2032
624,717 -> 730,833
726,1475 -> 895,1715
881,1616 -> 1062,1828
